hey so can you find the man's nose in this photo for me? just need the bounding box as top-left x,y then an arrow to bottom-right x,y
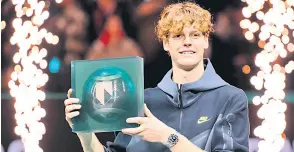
183,36 -> 192,47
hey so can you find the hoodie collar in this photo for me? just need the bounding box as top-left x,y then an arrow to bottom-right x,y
157,59 -> 228,108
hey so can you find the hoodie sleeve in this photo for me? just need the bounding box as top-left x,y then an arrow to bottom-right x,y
209,89 -> 249,152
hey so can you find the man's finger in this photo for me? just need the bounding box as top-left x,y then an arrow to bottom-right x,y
126,117 -> 147,124
64,98 -> 79,106
67,89 -> 73,98
66,111 -> 80,119
144,104 -> 154,118
65,104 -> 81,113
122,126 -> 144,135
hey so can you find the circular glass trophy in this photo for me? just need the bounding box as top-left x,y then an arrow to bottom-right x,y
82,67 -> 135,123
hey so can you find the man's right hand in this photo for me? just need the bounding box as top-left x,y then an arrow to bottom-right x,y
64,88 -> 82,128
64,89 -> 105,152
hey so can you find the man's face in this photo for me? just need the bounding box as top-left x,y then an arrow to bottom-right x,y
163,26 -> 209,70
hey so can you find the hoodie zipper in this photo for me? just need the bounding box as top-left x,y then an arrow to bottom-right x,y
178,84 -> 183,131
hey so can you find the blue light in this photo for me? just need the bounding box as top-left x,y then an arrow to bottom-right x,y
49,57 -> 61,73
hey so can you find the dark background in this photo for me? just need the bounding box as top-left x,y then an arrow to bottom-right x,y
1,0 -> 294,151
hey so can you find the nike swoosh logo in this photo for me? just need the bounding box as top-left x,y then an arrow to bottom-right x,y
197,118 -> 211,124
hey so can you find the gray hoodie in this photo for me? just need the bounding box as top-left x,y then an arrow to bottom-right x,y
104,59 -> 249,152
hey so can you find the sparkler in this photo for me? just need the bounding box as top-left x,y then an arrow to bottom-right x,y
9,0 -> 59,151
240,0 -> 294,151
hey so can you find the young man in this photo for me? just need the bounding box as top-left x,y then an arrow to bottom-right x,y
64,2 -> 249,152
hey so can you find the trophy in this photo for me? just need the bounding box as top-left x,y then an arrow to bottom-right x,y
71,56 -> 144,132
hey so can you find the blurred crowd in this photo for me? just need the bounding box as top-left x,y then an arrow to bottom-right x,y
1,0 -> 293,92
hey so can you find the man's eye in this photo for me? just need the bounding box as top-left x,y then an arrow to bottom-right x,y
192,33 -> 201,37
173,34 -> 182,38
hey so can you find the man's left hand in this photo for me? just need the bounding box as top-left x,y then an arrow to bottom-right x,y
122,104 -> 174,144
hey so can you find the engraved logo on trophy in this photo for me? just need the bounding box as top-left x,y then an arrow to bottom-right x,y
83,67 -> 135,123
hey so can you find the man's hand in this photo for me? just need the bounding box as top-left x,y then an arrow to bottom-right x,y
64,89 -> 105,152
64,89 -> 82,128
122,104 -> 174,144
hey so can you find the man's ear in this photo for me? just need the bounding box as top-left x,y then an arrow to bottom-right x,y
163,40 -> 169,52
204,36 -> 209,49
